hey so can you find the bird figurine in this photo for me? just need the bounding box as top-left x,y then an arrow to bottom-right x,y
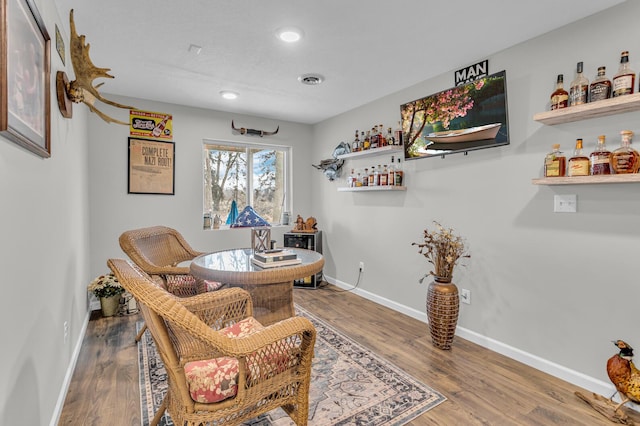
607,340 -> 640,412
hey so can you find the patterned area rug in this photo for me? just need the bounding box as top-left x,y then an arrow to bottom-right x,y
138,306 -> 446,425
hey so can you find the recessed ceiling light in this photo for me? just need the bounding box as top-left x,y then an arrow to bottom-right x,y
275,26 -> 304,43
298,74 -> 324,85
220,90 -> 238,100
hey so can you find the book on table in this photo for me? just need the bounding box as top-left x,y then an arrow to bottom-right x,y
250,256 -> 302,269
253,249 -> 297,263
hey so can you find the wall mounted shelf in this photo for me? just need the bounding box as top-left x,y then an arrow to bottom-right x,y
532,174 -> 640,185
338,185 -> 407,192
336,145 -> 403,160
532,93 -> 640,125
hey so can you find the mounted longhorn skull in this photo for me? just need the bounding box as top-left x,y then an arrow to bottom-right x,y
56,9 -> 134,125
231,120 -> 279,137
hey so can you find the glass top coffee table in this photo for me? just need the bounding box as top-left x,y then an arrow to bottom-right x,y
190,247 -> 324,325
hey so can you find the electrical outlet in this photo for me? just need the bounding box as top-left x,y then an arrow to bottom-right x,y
460,289 -> 471,305
554,194 -> 577,213
63,321 -> 69,344
359,261 -> 364,271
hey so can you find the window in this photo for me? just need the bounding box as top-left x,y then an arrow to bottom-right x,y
203,140 -> 290,225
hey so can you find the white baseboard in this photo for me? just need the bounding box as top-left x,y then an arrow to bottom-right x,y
49,310 -> 91,426
325,274 -> 638,412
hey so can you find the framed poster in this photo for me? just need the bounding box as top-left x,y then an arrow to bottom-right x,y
0,0 -> 51,157
128,138 -> 175,195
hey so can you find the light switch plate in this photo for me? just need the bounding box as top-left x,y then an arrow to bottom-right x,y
554,194 -> 577,213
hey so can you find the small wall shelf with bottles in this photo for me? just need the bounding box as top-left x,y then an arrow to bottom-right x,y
532,174 -> 640,185
337,185 -> 407,192
336,145 -> 404,160
533,92 -> 640,125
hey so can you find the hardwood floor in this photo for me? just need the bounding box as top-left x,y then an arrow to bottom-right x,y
58,283 -> 639,425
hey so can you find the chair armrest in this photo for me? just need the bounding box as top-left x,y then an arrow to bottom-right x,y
178,287 -> 254,329
217,316 -> 316,357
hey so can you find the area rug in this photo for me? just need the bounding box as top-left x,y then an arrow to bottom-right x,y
138,306 -> 446,425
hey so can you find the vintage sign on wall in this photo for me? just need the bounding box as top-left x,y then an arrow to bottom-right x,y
130,110 -> 173,140
454,60 -> 489,86
128,137 -> 175,195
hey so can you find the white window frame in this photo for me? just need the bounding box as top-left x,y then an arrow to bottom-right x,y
202,138 -> 292,226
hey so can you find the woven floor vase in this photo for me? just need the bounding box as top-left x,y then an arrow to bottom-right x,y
426,276 -> 459,350
100,295 -> 120,317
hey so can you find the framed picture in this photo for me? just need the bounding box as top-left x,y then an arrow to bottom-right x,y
402,70 -> 509,161
128,137 -> 175,195
0,0 -> 51,157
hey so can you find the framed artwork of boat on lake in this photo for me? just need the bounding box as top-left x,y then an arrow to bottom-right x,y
401,70 -> 509,160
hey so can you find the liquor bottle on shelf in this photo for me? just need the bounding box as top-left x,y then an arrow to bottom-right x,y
352,130 -> 360,152
370,127 -> 379,149
569,62 -> 589,106
612,51 -> 635,97
347,169 -> 356,187
395,158 -> 404,186
363,131 -> 371,150
380,165 -> 388,185
394,121 -> 403,146
550,74 -> 569,110
589,135 -> 612,175
386,127 -> 394,146
355,171 -> 363,187
388,156 -> 396,185
589,66 -> 612,102
367,167 -> 374,186
376,125 -> 384,147
544,144 -> 566,177
362,168 -> 369,186
373,165 -> 381,186
567,138 -> 590,177
611,130 -> 640,174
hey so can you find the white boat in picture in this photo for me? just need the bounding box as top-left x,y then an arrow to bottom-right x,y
425,123 -> 502,144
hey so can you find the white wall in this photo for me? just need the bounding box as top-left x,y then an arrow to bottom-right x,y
0,1 -> 90,424
311,0 -> 640,395
3,2 -> 638,424
87,95 -> 315,278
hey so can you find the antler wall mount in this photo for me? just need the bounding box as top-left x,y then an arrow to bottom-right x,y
56,9 -> 134,125
231,120 -> 279,137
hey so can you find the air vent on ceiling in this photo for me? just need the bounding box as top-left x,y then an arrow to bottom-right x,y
298,74 -> 324,85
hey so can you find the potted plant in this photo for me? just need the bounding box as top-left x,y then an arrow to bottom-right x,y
413,221 -> 469,350
88,273 -> 124,317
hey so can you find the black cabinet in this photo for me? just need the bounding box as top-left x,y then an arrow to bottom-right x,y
283,231 -> 322,288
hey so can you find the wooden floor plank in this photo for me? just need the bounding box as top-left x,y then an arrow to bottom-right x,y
58,284 -> 640,425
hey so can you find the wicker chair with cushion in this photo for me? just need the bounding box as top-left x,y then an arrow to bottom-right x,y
108,258 -> 316,426
119,226 -> 221,341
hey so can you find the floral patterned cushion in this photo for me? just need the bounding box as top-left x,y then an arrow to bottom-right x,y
183,317 -> 296,403
197,279 -> 224,293
184,357 -> 239,403
165,274 -> 198,295
222,317 -> 294,382
221,317 -> 265,337
164,274 -> 223,295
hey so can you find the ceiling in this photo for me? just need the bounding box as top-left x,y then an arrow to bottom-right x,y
53,0 -> 625,125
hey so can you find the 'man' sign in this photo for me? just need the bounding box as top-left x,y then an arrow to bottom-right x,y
455,60 -> 488,86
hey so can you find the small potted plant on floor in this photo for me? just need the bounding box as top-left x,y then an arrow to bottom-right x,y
88,273 -> 124,317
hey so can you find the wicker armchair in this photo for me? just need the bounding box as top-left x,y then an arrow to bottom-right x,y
108,258 -> 316,426
119,226 -> 219,341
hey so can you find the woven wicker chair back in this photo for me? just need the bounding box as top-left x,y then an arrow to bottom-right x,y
107,258 -> 316,426
119,226 -> 203,275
